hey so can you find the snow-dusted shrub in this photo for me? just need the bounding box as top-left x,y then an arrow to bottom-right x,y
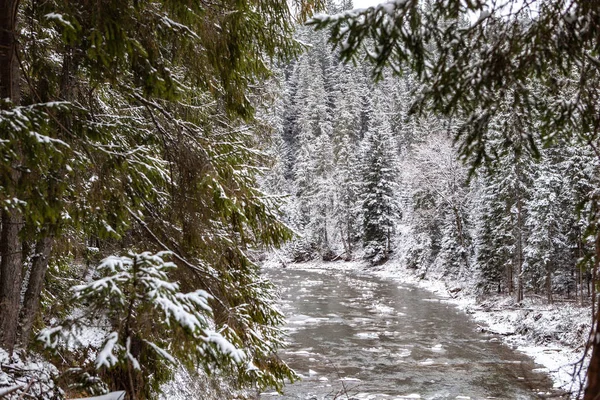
38,252 -> 250,399
289,238 -> 317,262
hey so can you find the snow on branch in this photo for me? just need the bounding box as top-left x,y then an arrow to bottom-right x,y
38,251 -> 248,388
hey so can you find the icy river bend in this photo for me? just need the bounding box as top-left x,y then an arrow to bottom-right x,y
261,265 -> 562,400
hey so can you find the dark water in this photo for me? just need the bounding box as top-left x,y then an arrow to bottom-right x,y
261,265 -> 562,400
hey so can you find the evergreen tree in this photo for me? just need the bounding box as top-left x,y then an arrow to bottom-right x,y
331,64 -> 362,149
309,132 -> 335,255
524,147 -> 571,301
0,0 -> 322,397
474,142 -> 533,300
474,176 -> 512,294
360,95 -> 400,264
291,48 -> 335,258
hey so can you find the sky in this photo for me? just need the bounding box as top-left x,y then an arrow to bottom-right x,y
351,0 -> 531,13
353,0 -> 382,8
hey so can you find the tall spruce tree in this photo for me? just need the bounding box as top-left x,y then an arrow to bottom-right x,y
360,94 -> 400,264
524,147 -> 572,301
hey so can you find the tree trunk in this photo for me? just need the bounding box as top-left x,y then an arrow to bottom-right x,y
453,207 -> 470,278
340,224 -> 349,259
546,262 -> 553,304
0,0 -> 23,356
0,210 -> 23,355
578,233 -> 584,306
18,235 -> 52,346
584,231 -> 600,399
0,0 -> 19,105
17,46 -> 76,346
585,312 -> 600,400
506,262 -> 513,295
515,171 -> 524,303
594,233 -> 599,319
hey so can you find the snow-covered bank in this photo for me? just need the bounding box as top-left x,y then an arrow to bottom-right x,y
265,259 -> 591,397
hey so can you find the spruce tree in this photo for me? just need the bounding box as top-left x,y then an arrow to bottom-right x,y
360,94 -> 400,264
524,147 -> 571,301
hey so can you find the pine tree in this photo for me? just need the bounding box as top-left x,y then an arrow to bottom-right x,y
331,64 -> 362,149
291,50 -> 335,258
474,166 -> 528,295
561,140 -> 600,304
360,94 -> 400,264
523,147 -> 571,301
474,176 -> 511,294
474,143 -> 533,300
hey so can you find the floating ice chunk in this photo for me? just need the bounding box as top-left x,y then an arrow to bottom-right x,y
285,350 -> 314,356
354,332 -> 379,339
394,349 -> 411,357
372,303 -> 395,314
431,344 -> 443,351
75,392 -> 126,400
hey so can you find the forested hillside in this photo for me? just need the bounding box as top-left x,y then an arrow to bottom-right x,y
267,7 -> 600,306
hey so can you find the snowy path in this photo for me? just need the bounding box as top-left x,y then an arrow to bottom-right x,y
262,265 -> 563,400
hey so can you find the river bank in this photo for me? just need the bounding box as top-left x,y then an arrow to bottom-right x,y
264,259 -> 590,397
376,262 -> 590,397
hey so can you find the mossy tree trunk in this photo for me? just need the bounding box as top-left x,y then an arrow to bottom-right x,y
0,0 -> 23,356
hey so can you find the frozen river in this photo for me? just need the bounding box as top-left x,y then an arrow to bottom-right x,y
261,265 -> 563,399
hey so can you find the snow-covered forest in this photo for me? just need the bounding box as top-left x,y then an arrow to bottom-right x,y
267,12 -> 600,305
3,0 -> 600,399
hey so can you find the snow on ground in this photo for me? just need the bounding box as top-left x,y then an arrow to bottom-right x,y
159,364 -> 248,400
0,348 -> 61,399
265,258 -> 591,397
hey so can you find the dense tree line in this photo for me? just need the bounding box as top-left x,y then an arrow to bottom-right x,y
273,20 -> 599,305
267,15 -> 402,265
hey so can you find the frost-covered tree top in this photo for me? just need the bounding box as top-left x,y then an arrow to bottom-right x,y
309,1 -> 600,169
